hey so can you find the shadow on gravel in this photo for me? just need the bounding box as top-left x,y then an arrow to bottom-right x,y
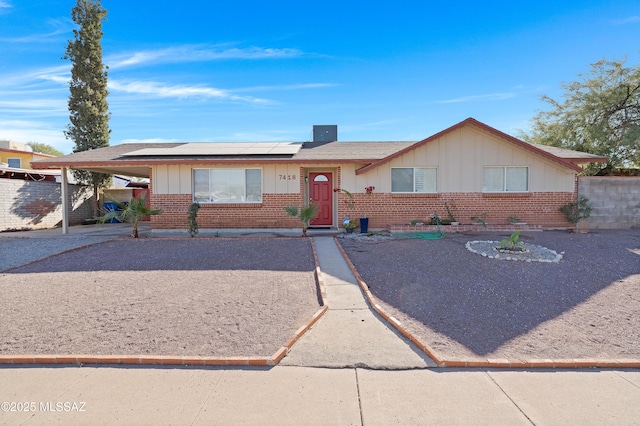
5,239 -> 315,273
339,230 -> 640,357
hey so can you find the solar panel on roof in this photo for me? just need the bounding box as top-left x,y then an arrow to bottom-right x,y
122,142 -> 303,157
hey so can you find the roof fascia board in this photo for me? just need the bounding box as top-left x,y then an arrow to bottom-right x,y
31,157 -> 377,170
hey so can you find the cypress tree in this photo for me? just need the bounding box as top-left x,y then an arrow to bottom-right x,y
64,0 -> 111,215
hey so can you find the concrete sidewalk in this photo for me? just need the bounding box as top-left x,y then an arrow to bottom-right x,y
1,366 -> 639,425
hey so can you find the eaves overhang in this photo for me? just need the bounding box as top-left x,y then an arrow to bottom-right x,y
355,118 -> 601,175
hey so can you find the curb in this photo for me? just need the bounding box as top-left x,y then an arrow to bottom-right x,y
0,237 -> 329,367
333,237 -> 640,370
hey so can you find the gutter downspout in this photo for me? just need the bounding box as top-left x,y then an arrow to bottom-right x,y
61,167 -> 69,234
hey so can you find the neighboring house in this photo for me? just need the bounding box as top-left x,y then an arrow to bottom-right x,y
31,118 -> 606,231
0,140 -> 55,170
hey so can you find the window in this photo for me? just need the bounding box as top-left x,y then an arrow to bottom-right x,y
193,168 -> 262,203
391,167 -> 437,193
482,167 -> 528,192
7,158 -> 21,168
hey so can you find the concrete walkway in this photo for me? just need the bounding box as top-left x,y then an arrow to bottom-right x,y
1,226 -> 640,424
280,236 -> 435,368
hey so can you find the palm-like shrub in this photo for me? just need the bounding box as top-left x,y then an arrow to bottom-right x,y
284,204 -> 319,237
97,194 -> 162,238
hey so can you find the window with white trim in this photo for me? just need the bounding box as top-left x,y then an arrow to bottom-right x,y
193,168 -> 262,203
391,167 -> 437,193
482,166 -> 529,192
7,158 -> 21,168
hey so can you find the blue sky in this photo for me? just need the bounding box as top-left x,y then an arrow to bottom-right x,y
0,1 -> 639,154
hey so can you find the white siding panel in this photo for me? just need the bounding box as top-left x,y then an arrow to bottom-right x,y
179,165 -> 191,194
167,165 -> 181,194
263,164 -> 276,193
368,126 -> 576,193
153,165 -> 169,194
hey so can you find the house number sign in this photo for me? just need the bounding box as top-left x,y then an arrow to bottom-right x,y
278,174 -> 297,180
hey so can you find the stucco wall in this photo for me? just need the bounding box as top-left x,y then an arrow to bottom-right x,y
579,177 -> 640,229
0,180 -> 93,231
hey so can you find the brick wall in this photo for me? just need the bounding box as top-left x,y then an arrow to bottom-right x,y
335,191 -> 575,228
150,190 -> 575,230
579,177 -> 640,229
0,180 -> 93,231
150,193 -> 307,229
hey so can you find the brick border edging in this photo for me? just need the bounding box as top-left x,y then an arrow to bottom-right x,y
333,237 -> 640,370
0,236 -> 329,367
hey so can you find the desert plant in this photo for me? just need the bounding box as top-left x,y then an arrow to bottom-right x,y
187,202 -> 200,237
559,196 -> 592,229
499,230 -> 525,251
284,203 -> 319,237
333,188 -> 355,210
508,215 -> 521,224
471,213 -> 488,227
96,194 -> 162,238
444,201 -> 457,223
363,186 -> 375,218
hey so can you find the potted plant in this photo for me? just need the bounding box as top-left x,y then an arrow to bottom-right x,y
471,213 -> 488,227
559,195 -> 592,232
360,186 -> 375,233
342,218 -> 357,233
508,215 -> 527,225
445,201 -> 459,225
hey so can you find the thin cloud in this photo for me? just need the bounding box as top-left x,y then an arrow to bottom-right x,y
0,29 -> 68,43
108,80 -> 272,104
610,16 -> 640,25
436,92 -> 517,104
108,45 -> 304,69
0,1 -> 11,8
230,83 -> 336,93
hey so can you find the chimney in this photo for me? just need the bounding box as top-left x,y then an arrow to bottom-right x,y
312,125 -> 338,143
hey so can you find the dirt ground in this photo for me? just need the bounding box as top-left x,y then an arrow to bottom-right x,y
338,229 -> 640,361
0,239 -> 321,358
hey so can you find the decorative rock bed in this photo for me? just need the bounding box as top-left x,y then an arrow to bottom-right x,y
465,240 -> 563,263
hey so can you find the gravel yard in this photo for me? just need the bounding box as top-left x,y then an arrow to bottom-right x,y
0,238 -> 321,358
338,230 -> 640,361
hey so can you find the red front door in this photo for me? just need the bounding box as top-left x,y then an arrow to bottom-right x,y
309,172 -> 333,226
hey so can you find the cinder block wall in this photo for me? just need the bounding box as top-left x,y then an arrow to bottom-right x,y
579,177 -> 640,229
0,180 -> 93,231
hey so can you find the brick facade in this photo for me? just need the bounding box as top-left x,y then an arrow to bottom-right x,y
150,193 -> 307,229
334,191 -> 575,228
150,190 -> 576,230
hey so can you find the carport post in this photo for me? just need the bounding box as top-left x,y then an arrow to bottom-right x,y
61,167 -> 69,234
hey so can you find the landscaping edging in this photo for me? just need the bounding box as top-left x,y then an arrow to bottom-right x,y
334,236 -> 640,369
0,237 -> 329,367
